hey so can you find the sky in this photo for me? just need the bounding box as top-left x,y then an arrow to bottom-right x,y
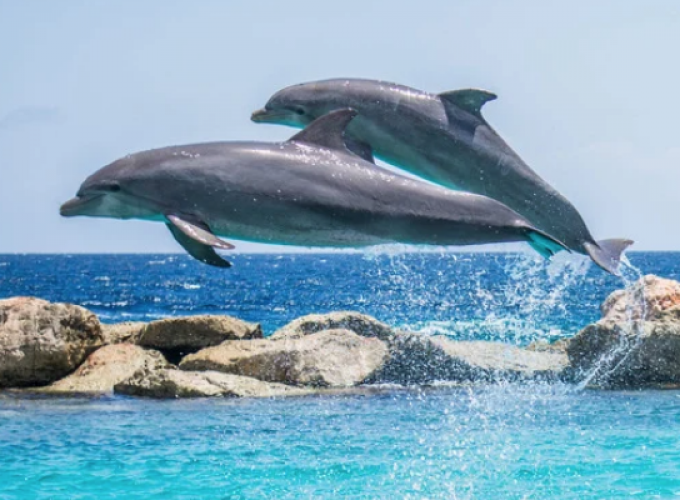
1,0 -> 679,253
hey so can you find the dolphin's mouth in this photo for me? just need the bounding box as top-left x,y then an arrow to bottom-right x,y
251,108 -> 288,123
59,194 -> 103,217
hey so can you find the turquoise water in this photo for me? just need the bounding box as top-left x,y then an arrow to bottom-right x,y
2,252 -> 680,498
1,387 -> 679,499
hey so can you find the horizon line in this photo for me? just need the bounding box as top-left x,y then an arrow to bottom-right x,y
0,250 -> 675,256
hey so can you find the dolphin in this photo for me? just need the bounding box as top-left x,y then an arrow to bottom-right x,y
60,109 -> 567,267
252,79 -> 632,274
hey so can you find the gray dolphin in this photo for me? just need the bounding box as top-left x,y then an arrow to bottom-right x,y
60,109 -> 567,267
252,79 -> 632,274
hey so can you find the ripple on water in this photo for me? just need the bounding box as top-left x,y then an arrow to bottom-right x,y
0,389 -> 679,499
1,253 -> 678,498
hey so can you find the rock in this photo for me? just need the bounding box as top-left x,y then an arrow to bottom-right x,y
136,315 -> 262,362
526,339 -> 569,353
271,311 -> 395,341
368,333 -> 568,385
601,275 -> 680,322
101,322 -> 146,344
566,276 -> 680,388
38,344 -> 169,395
566,308 -> 680,387
180,329 -> 389,387
114,369 -> 310,398
0,297 -> 104,387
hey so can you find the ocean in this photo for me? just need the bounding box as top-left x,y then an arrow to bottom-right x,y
1,251 -> 679,499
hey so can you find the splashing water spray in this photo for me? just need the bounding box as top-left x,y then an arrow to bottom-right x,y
577,255 -> 646,389
362,244 -> 647,391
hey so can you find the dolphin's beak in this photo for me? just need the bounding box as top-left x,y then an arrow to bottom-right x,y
251,108 -> 286,123
59,194 -> 103,217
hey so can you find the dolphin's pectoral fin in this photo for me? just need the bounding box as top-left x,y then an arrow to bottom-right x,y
166,214 -> 234,268
288,109 -> 358,154
584,239 -> 634,276
166,214 -> 234,250
166,223 -> 232,268
344,135 -> 375,163
439,89 -> 497,119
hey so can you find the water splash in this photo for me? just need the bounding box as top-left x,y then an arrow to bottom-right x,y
499,252 -> 591,344
362,247 -> 594,346
577,256 -> 646,389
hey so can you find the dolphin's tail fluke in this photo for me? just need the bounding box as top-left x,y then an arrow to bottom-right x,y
525,228 -> 570,259
584,239 -> 634,276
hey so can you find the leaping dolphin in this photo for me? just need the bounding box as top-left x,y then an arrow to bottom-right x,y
252,79 -> 632,274
60,109 -> 567,267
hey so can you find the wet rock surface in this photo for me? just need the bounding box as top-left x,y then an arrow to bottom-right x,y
567,275 -> 680,388
368,333 -> 568,385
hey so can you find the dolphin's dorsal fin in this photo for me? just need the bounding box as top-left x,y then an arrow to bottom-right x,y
288,109 -> 358,152
343,135 -> 375,163
438,89 -> 497,118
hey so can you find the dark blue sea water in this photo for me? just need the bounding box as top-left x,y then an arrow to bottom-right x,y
3,251 -> 679,341
1,251 -> 680,499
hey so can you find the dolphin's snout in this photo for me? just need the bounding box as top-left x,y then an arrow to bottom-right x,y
59,194 -> 102,217
250,108 -> 269,122
251,108 -> 290,123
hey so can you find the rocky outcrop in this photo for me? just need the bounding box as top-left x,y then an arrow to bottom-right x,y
180,329 -> 389,387
526,339 -> 568,353
0,297 -> 104,387
567,309 -> 680,388
101,322 -> 145,344
7,275 -> 680,397
38,344 -> 170,395
600,275 -> 680,322
369,333 -> 568,385
114,368 -> 310,398
271,311 -> 395,341
136,315 -> 262,362
567,275 -> 680,388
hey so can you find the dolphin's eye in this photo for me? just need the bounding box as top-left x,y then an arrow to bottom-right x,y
93,181 -> 121,193
294,108 -> 305,116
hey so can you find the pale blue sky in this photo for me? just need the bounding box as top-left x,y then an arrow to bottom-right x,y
1,1 -> 679,253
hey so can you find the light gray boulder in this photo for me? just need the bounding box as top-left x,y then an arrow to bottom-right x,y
180,329 -> 389,387
38,344 -> 170,395
115,368 -> 310,398
0,297 -> 104,387
136,315 -> 262,362
101,322 -> 146,345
